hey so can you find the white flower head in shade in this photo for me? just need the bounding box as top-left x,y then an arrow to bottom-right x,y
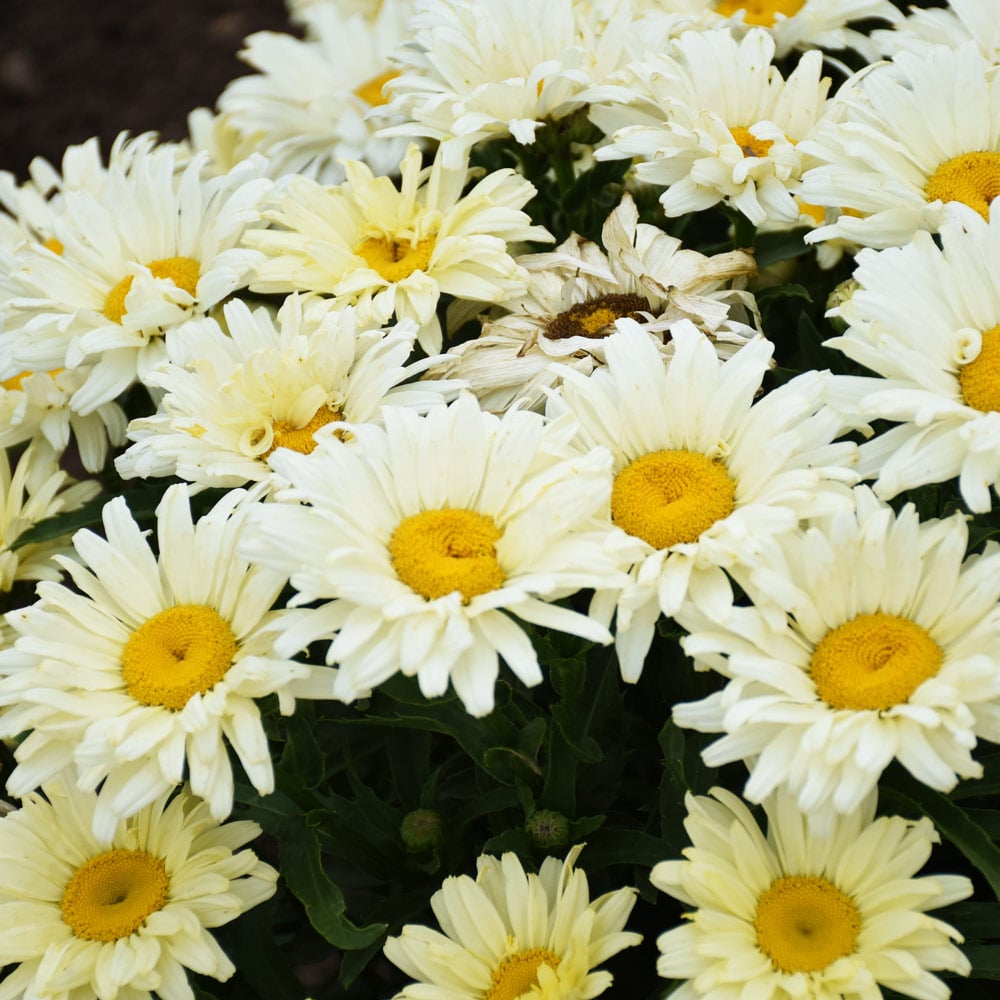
428,193 -> 759,413
673,487 -> 1000,832
549,321 -> 857,684
242,392 -> 634,717
0,444 -> 101,594
0,483 -> 335,839
1,142 -> 272,414
824,204 -> 1000,513
247,143 -> 551,355
116,294 -> 460,490
377,0 -> 639,162
217,0 -> 412,184
590,29 -> 831,227
384,845 -> 641,1000
872,0 -> 1000,64
801,42 -> 1000,250
706,0 -> 900,59
0,366 -> 126,474
653,787 -> 971,999
0,779 -> 277,1000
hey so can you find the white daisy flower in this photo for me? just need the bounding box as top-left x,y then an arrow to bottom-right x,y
384,845 -> 641,1000
0,367 -> 126,474
654,787 -> 971,999
873,0 -> 1000,64
590,29 -> 832,226
242,392 -> 634,717
1,143 -> 272,414
377,0 -> 636,162
116,294 -> 460,489
0,444 -> 101,594
823,204 -> 1000,513
0,779 -> 277,1000
217,0 -> 412,184
247,143 -> 551,355
673,488 -> 1000,830
428,193 -> 758,413
0,483 -> 334,839
549,321 -> 857,683
801,43 -> 1000,249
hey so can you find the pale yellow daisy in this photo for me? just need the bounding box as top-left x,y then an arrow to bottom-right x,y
384,845 -> 641,1000
0,779 -> 276,1000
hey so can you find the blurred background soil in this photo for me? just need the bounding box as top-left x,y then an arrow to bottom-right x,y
0,0 -> 293,179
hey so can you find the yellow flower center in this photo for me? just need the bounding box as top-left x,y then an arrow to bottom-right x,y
731,126 -> 775,159
546,293 -> 649,340
121,604 -> 238,711
389,508 -> 505,602
355,236 -> 435,283
716,0 -> 805,26
611,450 -> 736,549
61,849 -> 170,943
811,612 -> 943,711
485,948 -> 561,1000
42,236 -> 64,254
925,152 -> 1000,220
754,876 -> 860,973
353,69 -> 400,107
797,200 -> 826,225
262,405 -> 343,459
102,256 -> 201,324
960,324 -> 1000,412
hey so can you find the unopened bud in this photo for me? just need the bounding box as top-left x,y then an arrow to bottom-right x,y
526,809 -> 570,849
400,809 -> 442,852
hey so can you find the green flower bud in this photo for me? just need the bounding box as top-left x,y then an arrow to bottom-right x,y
400,809 -> 442,852
526,809 -> 570,849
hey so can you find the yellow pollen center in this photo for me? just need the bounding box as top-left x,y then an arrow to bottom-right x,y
485,948 -> 561,1000
811,612 -> 943,711
353,69 -> 400,107
925,152 -> 1000,220
797,200 -> 826,226
716,0 -> 805,26
121,604 -> 238,711
263,405 -> 343,459
356,236 -> 435,283
61,849 -> 169,943
546,293 -> 649,340
730,126 -> 775,159
611,450 -> 736,549
960,324 -> 1000,412
42,236 -> 64,254
389,508 -> 505,602
1,368 -> 62,391
754,876 -> 860,973
102,256 -> 201,324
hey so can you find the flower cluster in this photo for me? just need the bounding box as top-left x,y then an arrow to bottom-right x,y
1,1 -> 998,999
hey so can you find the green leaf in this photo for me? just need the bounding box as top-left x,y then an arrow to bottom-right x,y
280,817 -> 387,950
964,944 -> 1000,979
582,829 -> 671,871
752,228 -> 812,269
225,901 -> 306,1000
936,901 -> 1000,941
881,771 -> 1000,901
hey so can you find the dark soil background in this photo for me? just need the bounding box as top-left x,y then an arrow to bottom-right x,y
0,0 -> 294,179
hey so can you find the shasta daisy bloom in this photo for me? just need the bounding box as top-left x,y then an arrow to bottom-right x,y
1,143 -> 272,415
0,779 -> 276,1000
428,193 -> 758,413
653,787 -> 972,999
217,0 -> 411,184
589,29 -> 831,227
0,483 -> 334,839
242,392 -> 633,717
247,143 -> 550,355
801,43 -> 1000,250
823,205 -> 1000,513
0,445 -> 100,593
115,294 -> 459,490
673,488 -> 1000,830
549,321 -> 857,683
384,845 -> 641,1000
376,0 -> 635,162
0,366 -> 126,474
872,0 -> 1000,64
